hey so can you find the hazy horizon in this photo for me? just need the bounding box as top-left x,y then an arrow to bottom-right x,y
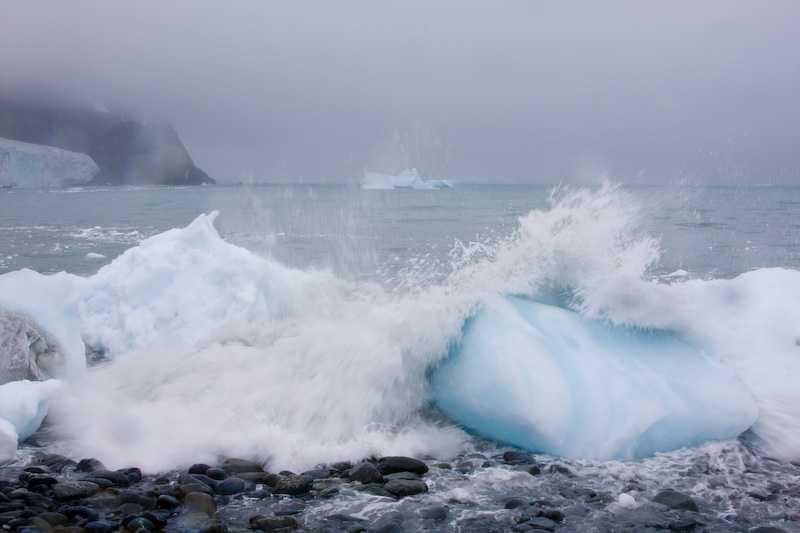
2,0 -> 799,186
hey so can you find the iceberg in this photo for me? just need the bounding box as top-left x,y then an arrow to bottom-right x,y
0,380 -> 61,463
361,168 -> 453,190
432,296 -> 758,460
0,137 -> 99,187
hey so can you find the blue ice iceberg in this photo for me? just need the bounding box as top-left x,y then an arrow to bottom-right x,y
432,296 -> 758,460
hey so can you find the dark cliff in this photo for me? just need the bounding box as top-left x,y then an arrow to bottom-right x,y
0,99 -> 214,185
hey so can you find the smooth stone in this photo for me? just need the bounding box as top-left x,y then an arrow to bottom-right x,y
249,515 -> 298,531
178,473 -> 212,487
120,468 -> 142,485
183,492 -> 217,517
140,511 -> 169,530
503,451 -> 536,465
547,464 -> 574,476
668,517 -> 698,532
75,459 -> 106,472
384,472 -> 420,481
115,489 -> 156,510
155,494 -> 179,510
38,512 -> 68,527
526,516 -> 557,532
84,522 -> 113,533
219,458 -> 264,474
53,482 -> 101,501
376,456 -> 429,476
199,518 -> 229,533
214,478 -> 246,495
205,468 -> 228,481
85,469 -> 130,487
237,472 -> 273,484
118,503 -> 144,515
188,464 -> 211,475
420,506 -> 448,521
24,517 -> 52,531
61,506 -> 99,521
180,483 -> 213,497
26,475 -> 58,490
273,475 -> 313,496
348,463 -> 384,485
653,489 -> 699,512
301,469 -> 330,479
125,517 -> 155,532
505,498 -> 529,510
329,461 -> 353,472
383,479 -> 428,498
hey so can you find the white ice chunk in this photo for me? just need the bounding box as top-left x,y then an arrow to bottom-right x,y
0,419 -> 18,464
0,379 -> 61,441
433,296 -> 758,460
361,169 -> 453,190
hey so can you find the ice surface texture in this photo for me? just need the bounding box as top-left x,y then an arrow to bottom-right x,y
0,137 -> 99,187
433,296 -> 759,460
361,168 -> 453,189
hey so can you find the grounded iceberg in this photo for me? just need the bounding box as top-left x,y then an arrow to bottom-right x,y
433,296 -> 759,460
0,137 -> 99,187
361,168 -> 453,190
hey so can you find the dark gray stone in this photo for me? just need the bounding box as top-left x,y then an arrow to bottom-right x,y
183,492 -> 217,517
383,479 -> 428,498
75,458 -> 105,473
503,451 -> 536,465
126,517 -> 155,532
249,515 -> 298,531
53,481 -> 101,501
376,456 -> 428,475
273,475 -> 313,495
84,522 -> 112,533
156,495 -> 180,509
420,506 -> 448,521
214,477 -> 246,495
505,498 -> 529,509
199,518 -> 229,533
85,469 -> 131,487
349,463 -> 384,484
668,517 -> 698,531
205,468 -> 228,481
219,458 -> 264,474
116,489 -> 156,510
653,489 -> 699,512
188,463 -> 211,475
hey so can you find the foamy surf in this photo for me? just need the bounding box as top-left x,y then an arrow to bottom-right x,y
1,183 -> 799,473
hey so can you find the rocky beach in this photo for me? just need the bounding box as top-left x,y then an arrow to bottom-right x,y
1,429 -> 797,533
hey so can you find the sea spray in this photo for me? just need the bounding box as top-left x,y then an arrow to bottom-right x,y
2,183 -> 798,470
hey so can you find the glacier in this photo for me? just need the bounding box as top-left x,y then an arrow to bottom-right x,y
432,296 -> 759,460
361,168 -> 453,190
0,137 -> 99,187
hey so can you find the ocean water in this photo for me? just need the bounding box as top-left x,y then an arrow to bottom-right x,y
1,183 -> 800,530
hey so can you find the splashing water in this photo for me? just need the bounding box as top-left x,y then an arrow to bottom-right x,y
1,183 -> 798,472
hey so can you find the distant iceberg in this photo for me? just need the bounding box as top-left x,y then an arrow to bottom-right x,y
361,168 -> 453,190
0,137 -> 99,187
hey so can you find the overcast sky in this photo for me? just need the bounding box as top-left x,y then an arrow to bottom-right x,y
2,0 -> 799,185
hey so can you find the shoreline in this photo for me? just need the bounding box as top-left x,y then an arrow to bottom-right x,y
1,435 -> 796,533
